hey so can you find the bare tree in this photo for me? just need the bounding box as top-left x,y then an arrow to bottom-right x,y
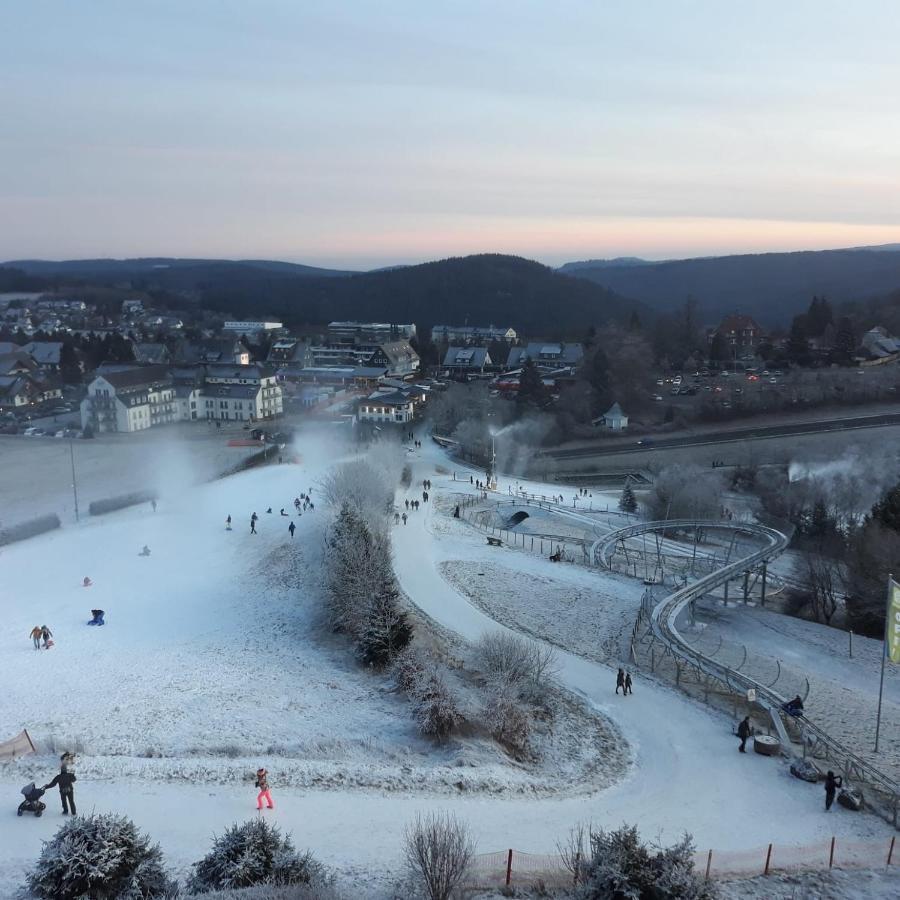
644,464 -> 723,521
797,548 -> 844,625
404,812 -> 476,900
557,822 -> 589,886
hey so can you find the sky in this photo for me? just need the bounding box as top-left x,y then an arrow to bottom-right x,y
2,0 -> 900,270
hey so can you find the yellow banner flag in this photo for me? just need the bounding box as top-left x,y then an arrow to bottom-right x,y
889,580 -> 900,664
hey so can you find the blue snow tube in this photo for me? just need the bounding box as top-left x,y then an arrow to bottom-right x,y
87,611 -> 105,626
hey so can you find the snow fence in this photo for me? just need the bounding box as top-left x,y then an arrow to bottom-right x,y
467,836 -> 898,889
88,490 -> 157,516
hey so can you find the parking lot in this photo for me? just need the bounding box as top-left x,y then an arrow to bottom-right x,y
652,365 -> 900,417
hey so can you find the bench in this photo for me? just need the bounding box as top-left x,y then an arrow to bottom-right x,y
486,536 -> 502,547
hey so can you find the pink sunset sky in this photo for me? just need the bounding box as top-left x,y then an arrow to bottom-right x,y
2,1 -> 899,269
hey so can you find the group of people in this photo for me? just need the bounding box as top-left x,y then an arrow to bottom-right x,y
240,488 -> 314,538
28,625 -> 52,650
403,498 -> 421,512
615,668 -> 634,695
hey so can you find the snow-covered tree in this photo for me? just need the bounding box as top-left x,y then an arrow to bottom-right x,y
27,812 -> 174,900
574,825 -> 717,899
188,819 -> 324,893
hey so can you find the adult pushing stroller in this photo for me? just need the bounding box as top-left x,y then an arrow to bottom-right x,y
18,782 -> 46,817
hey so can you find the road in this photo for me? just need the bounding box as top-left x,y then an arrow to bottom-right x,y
543,410 -> 900,460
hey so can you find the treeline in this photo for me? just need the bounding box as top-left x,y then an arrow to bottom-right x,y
740,465 -> 900,635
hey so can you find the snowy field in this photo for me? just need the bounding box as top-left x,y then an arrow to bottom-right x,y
0,423 -> 264,527
1,434 -> 897,897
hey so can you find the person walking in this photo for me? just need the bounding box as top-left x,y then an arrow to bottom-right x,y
255,767 -> 274,810
40,625 -> 52,649
151,499 -> 157,513
624,672 -> 633,695
30,625 -> 42,650
250,516 -> 257,535
44,767 -> 77,815
226,515 -> 232,531
824,771 -> 843,811
288,521 -> 296,538
405,499 -> 409,511
615,668 -> 625,695
402,513 -> 407,525
737,716 -> 751,753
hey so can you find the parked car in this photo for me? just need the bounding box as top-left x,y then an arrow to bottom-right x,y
651,394 -> 663,401
23,426 -> 39,436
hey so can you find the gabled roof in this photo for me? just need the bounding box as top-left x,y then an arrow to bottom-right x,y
717,314 -> 762,334
506,342 -> 584,368
23,341 -> 64,366
603,402 -> 625,419
94,365 -> 171,391
442,346 -> 490,367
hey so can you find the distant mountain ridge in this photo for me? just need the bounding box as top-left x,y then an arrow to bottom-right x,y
4,257 -> 355,279
559,245 -> 900,325
1,254 -> 643,337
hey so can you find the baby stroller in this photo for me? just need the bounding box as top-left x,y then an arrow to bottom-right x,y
18,782 -> 46,817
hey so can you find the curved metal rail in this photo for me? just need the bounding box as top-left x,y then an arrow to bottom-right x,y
599,519 -> 900,821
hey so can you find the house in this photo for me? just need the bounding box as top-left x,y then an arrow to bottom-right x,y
431,324 -> 517,344
593,402 -> 629,431
0,375 -> 32,408
861,327 -> 900,360
327,321 -> 416,344
0,351 -> 38,377
22,341 -> 64,371
81,366 -> 176,433
368,340 -> 420,377
506,342 -> 584,370
442,346 -> 492,375
710,314 -> 764,355
201,363 -> 283,421
357,390 -> 416,425
174,338 -> 250,366
133,342 -> 171,365
267,338 -> 313,367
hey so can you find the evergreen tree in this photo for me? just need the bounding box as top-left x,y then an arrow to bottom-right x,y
786,315 -> 811,365
708,332 -> 728,363
28,813 -> 173,900
833,316 -> 856,362
870,481 -> 900,533
188,819 -> 323,892
619,482 -> 638,514
516,358 -> 548,410
628,310 -> 642,331
58,341 -> 82,384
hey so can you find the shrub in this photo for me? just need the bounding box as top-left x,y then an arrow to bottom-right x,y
574,825 -> 717,899
189,885 -> 341,899
415,669 -> 461,742
404,812 -> 475,900
474,632 -> 558,701
485,685 -> 530,755
27,812 -> 174,899
393,645 -> 429,694
188,820 -> 324,894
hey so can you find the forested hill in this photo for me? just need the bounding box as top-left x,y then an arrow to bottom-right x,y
213,254 -> 640,336
6,254 -> 643,337
560,247 -> 900,325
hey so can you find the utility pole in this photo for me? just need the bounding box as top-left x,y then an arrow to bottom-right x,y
69,439 -> 80,522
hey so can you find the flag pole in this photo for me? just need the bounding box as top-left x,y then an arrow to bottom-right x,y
875,573 -> 891,753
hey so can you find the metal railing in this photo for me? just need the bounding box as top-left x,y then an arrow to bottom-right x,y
598,519 -> 900,827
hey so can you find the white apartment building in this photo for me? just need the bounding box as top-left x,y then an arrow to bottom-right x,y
357,390 -> 415,424
81,366 -> 176,433
82,363 -> 283,431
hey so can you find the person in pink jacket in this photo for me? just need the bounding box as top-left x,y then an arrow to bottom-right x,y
255,768 -> 274,810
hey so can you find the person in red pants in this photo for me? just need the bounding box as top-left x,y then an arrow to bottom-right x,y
255,768 -> 274,810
